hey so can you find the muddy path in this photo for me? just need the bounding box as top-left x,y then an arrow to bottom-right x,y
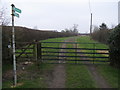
47,38 -> 73,88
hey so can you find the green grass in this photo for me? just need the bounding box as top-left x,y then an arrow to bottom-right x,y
41,37 -> 69,63
77,36 -> 119,88
77,36 -> 109,64
66,64 -> 97,88
97,65 -> 119,88
77,36 -> 108,49
65,37 -> 97,88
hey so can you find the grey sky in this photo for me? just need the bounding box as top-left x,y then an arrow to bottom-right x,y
0,0 -> 119,33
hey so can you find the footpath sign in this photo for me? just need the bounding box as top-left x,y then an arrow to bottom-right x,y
13,7 -> 21,18
11,4 -> 22,86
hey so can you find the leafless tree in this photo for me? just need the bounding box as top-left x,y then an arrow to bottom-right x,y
72,24 -> 79,34
61,24 -> 79,35
0,7 -> 10,26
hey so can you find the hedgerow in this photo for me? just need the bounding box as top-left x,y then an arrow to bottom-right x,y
108,24 -> 120,68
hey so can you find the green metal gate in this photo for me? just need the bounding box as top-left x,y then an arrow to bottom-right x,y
41,42 -> 109,64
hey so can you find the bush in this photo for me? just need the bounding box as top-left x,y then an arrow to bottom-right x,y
108,24 -> 120,68
91,23 -> 110,44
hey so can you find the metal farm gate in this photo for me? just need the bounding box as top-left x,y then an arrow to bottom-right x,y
41,42 -> 109,64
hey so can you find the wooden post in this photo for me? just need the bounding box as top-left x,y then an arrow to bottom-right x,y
37,42 -> 41,60
39,43 -> 42,61
33,42 -> 37,61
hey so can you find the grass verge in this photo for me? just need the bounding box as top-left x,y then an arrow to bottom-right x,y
97,65 -> 119,88
77,36 -> 119,88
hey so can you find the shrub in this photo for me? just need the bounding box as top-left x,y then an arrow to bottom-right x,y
108,24 -> 120,68
91,23 -> 110,44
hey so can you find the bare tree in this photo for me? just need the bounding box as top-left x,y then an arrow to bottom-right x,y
61,24 -> 79,35
0,7 -> 10,26
72,24 -> 79,34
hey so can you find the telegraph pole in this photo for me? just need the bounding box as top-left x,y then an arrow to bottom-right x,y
11,4 -> 17,86
90,13 -> 92,34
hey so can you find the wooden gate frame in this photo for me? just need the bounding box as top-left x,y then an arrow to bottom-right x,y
15,42 -> 41,60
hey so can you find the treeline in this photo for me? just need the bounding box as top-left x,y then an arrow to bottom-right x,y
91,23 -> 111,44
91,23 -> 120,68
2,26 -> 77,43
2,26 -> 77,64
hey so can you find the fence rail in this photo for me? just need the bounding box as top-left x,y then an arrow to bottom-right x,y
41,47 -> 109,50
42,59 -> 109,62
41,42 -> 102,44
42,51 -> 109,54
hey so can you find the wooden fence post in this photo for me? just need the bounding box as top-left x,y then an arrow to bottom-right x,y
37,42 -> 41,61
33,42 -> 37,61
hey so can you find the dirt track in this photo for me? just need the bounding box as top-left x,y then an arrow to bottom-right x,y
47,38 -> 71,88
46,37 -> 111,88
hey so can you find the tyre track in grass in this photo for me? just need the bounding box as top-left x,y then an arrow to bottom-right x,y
75,36 -> 111,88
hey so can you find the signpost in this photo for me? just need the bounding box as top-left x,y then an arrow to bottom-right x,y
11,4 -> 21,86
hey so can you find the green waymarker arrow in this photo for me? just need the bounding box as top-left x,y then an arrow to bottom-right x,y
13,7 -> 21,13
14,12 -> 19,18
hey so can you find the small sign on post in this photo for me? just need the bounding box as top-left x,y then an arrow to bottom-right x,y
11,4 -> 21,86
13,7 -> 22,13
13,12 -> 19,18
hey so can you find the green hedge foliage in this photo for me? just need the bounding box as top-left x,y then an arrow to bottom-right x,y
108,24 -> 120,68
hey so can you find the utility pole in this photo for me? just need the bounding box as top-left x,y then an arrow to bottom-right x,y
11,4 -> 17,86
90,13 -> 92,34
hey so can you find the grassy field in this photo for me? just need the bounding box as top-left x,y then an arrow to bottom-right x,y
41,37 -> 69,63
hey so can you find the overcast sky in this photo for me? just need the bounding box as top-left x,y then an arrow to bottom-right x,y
0,0 -> 119,33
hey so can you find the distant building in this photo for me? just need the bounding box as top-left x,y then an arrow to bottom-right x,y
118,1 -> 120,24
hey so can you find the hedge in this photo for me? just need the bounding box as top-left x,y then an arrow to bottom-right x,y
108,24 -> 120,68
